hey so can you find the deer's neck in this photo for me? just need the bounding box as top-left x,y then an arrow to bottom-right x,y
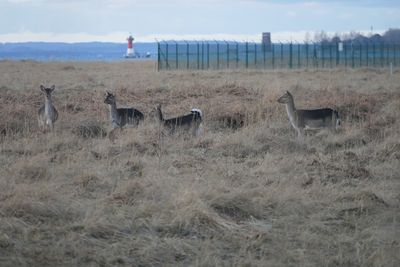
45,97 -> 53,115
157,108 -> 164,122
285,98 -> 298,127
109,101 -> 118,121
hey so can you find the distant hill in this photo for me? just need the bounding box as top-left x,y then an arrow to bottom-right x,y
0,42 -> 157,61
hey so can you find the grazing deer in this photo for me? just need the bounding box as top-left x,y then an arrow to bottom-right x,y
277,91 -> 340,139
104,91 -> 144,129
38,85 -> 58,132
156,104 -> 203,136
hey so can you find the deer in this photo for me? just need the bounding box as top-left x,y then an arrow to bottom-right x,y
104,91 -> 144,140
277,91 -> 340,139
156,104 -> 203,136
38,85 -> 58,132
104,91 -> 144,129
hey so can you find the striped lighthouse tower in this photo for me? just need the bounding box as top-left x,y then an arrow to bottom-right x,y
126,35 -> 135,57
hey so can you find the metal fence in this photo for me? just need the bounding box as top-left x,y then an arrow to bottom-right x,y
157,41 -> 400,70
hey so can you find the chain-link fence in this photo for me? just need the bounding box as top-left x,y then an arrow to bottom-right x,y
157,41 -> 400,70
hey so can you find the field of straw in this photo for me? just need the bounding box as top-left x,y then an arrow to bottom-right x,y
0,60 -> 399,266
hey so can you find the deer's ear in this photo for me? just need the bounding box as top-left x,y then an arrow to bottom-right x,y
50,85 -> 55,91
40,85 -> 46,91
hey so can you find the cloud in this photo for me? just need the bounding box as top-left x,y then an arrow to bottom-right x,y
286,11 -> 297,17
0,30 -> 386,43
6,0 -> 35,3
1,0 -> 397,40
0,31 -> 262,43
0,31 -> 129,43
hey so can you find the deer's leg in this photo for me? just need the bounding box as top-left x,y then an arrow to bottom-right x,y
38,119 -> 44,133
297,128 -> 305,141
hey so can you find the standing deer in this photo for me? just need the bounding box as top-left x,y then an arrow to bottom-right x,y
38,85 -> 58,132
156,104 -> 203,136
104,91 -> 144,141
277,91 -> 340,139
104,91 -> 144,130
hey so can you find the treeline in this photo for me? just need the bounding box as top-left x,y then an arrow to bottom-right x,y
310,28 -> 400,44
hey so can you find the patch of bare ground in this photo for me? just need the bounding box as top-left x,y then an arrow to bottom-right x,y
0,61 -> 399,266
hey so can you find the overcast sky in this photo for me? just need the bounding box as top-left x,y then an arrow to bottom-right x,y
0,0 -> 399,42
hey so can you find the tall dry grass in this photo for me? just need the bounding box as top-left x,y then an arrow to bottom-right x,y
0,60 -> 399,266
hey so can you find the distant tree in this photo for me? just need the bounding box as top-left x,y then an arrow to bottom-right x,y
347,31 -> 361,40
314,30 -> 330,44
340,31 -> 370,44
354,34 -> 369,44
369,34 -> 383,43
311,28 -> 399,45
331,35 -> 341,44
382,28 -> 400,43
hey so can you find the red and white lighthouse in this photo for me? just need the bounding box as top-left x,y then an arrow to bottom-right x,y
126,35 -> 135,57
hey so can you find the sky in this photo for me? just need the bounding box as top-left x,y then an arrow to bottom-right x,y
0,0 -> 399,43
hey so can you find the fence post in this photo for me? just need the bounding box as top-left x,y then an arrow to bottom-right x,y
306,43 -> 309,68
185,41 -> 189,69
372,43 -> 375,67
314,43 -> 318,68
335,42 -> 339,67
217,41 -> 220,69
166,42 -> 169,70
207,42 -> 210,69
329,43 -> 332,68
157,42 -> 160,71
175,42 -> 178,70
254,42 -> 257,68
351,43 -> 355,68
289,42 -> 292,69
226,41 -> 230,69
201,42 -> 204,70
392,43 -> 395,67
272,43 -> 275,69
236,42 -> 239,69
392,44 -> 395,65
246,42 -> 249,69
321,43 -> 325,68
393,44 -> 396,67
297,43 -> 300,68
263,42 -> 266,69
381,43 -> 384,68
366,42 -> 369,67
197,42 -> 200,70
386,43 -> 390,67
359,43 -> 362,68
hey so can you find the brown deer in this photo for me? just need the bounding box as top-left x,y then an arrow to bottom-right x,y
277,91 -> 340,139
156,104 -> 203,136
38,85 -> 58,132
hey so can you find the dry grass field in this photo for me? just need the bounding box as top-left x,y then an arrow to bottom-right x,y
0,60 -> 399,266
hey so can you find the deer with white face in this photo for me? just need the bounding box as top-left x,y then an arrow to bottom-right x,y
156,104 -> 203,136
277,91 -> 340,139
38,85 -> 58,132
